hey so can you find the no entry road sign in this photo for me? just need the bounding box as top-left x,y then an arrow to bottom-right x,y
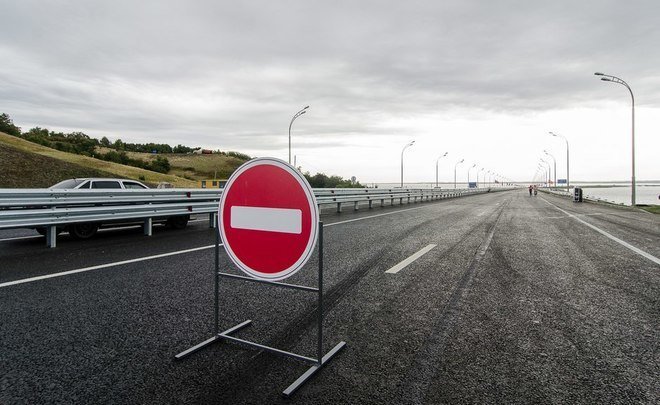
219,157 -> 319,281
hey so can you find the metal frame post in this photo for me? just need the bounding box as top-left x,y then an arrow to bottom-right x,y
143,218 -> 153,236
175,221 -> 345,397
46,225 -> 57,248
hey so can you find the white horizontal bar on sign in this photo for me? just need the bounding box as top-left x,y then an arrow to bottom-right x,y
230,206 -> 302,234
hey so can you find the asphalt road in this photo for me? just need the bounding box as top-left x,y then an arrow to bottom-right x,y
1,190 -> 658,404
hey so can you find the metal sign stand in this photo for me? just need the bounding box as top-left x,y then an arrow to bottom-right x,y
175,221 -> 346,397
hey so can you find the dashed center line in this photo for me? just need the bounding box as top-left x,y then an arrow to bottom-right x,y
385,244 -> 437,274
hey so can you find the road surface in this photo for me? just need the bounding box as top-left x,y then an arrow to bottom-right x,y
1,190 -> 658,404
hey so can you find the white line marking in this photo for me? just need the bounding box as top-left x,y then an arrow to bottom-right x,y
385,244 -> 437,274
231,206 -> 302,234
0,244 -> 219,288
541,197 -> 660,266
0,196 -> 481,287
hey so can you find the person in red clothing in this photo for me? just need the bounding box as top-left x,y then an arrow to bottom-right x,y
529,185 -> 533,196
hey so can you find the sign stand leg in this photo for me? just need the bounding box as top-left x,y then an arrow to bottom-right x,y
174,221 -> 346,397
282,223 -> 346,398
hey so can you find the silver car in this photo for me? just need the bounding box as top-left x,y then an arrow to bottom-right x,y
42,178 -> 189,239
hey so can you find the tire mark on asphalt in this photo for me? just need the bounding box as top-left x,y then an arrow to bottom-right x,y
201,203 -> 495,402
402,197 -> 511,404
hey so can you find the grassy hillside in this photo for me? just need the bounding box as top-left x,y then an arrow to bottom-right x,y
96,147 -> 248,180
0,132 -> 197,188
0,143 -> 116,188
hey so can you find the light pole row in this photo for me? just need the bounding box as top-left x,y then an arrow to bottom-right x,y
288,108 -> 504,190
545,72 -> 635,205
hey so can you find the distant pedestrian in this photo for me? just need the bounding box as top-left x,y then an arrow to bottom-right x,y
528,185 -> 533,196
533,185 -> 538,196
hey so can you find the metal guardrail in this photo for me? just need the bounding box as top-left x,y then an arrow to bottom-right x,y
0,187 -> 507,247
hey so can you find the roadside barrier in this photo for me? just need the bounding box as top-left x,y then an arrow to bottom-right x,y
0,187 -> 509,247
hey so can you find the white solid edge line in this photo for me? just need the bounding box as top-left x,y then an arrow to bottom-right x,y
541,197 -> 660,266
0,199 -> 459,287
0,244 -> 219,288
385,244 -> 437,274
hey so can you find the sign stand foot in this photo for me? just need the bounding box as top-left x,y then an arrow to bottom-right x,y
283,340 -> 346,398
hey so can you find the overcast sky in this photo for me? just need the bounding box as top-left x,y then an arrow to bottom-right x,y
1,0 -> 658,183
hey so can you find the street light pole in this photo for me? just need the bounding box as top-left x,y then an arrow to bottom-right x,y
288,106 -> 309,164
594,72 -> 636,205
477,168 -> 485,188
538,165 -> 547,187
543,150 -> 557,189
540,158 -> 551,187
454,159 -> 464,189
549,131 -> 570,192
401,141 -> 415,188
467,164 -> 476,187
435,152 -> 448,188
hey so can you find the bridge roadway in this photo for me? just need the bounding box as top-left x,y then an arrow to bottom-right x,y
0,190 -> 658,404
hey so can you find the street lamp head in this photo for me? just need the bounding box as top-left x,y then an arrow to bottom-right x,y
600,77 -> 611,82
409,140 -> 415,146
594,72 -> 604,76
303,105 -> 310,110
459,159 -> 464,163
442,152 -> 448,156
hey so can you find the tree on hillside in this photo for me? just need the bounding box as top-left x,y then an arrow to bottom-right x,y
0,113 -> 22,136
149,156 -> 171,173
100,136 -> 111,147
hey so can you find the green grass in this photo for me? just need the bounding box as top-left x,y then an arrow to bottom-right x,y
638,205 -> 660,214
96,147 -> 248,180
0,143 -> 117,188
0,132 -> 197,187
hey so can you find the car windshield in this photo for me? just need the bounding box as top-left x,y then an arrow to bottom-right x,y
123,182 -> 148,189
50,179 -> 87,189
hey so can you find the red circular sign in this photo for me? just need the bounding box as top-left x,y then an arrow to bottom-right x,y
219,158 -> 319,281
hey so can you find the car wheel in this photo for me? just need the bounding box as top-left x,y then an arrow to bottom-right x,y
69,223 -> 99,239
167,215 -> 189,229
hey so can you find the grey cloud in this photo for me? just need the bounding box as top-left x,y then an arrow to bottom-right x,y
0,0 -> 658,154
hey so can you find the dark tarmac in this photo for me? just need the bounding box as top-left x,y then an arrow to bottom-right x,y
1,190 -> 658,404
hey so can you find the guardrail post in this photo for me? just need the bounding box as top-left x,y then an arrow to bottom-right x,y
380,199 -> 385,207
368,200 -> 373,209
143,218 -> 153,236
336,202 -> 342,213
209,212 -> 217,229
399,197 -> 403,205
46,225 -> 57,248
353,201 -> 359,211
